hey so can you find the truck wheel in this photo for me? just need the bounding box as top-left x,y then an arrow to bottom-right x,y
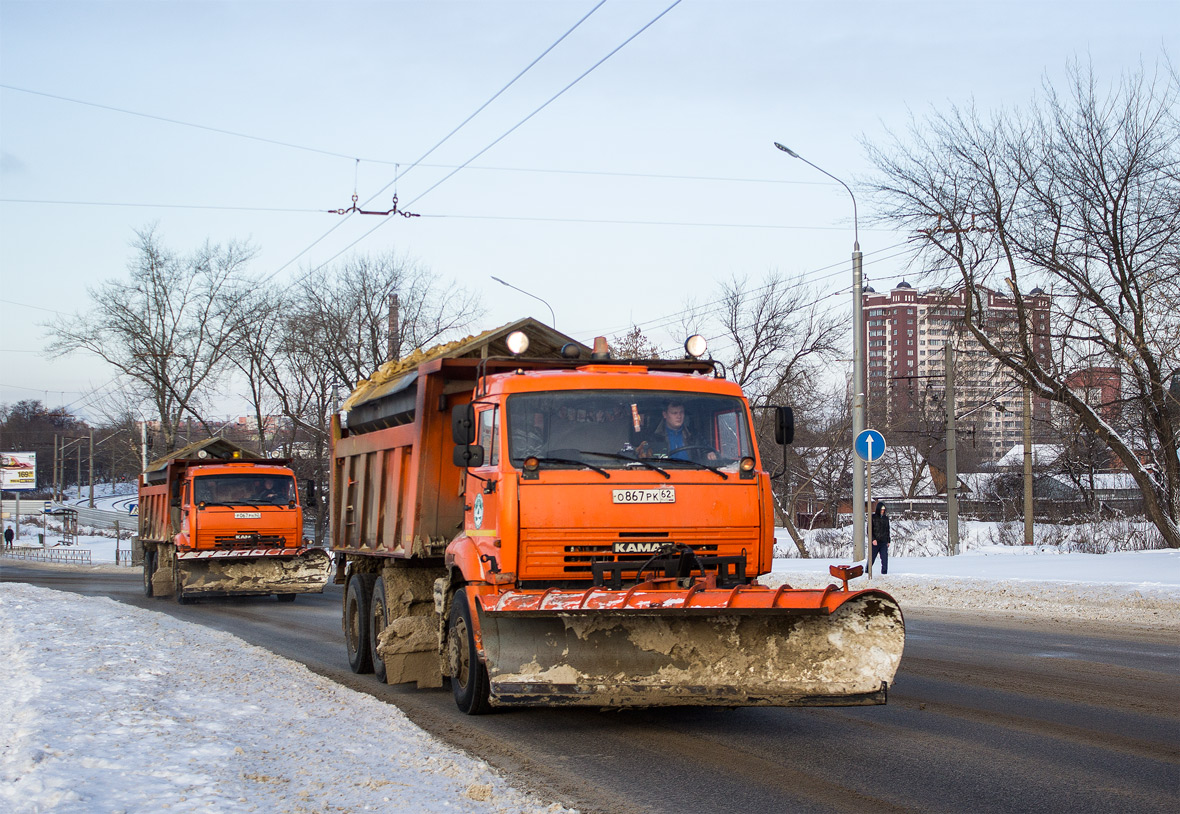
345,573 -> 376,674
370,576 -> 389,683
142,548 -> 156,597
276,594 -> 297,603
447,589 -> 491,715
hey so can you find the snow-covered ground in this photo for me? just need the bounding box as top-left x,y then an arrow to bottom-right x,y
0,583 -> 574,814
2,512 -> 1178,813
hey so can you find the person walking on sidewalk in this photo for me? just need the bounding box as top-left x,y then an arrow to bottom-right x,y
871,502 -> 891,575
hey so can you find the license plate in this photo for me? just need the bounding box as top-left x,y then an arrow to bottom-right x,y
612,488 -> 675,504
235,512 -> 262,519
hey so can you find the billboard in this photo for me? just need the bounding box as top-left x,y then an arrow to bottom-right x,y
1,452 -> 37,491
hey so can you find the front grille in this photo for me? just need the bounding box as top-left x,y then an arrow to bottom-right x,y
208,533 -> 288,548
520,528 -> 754,577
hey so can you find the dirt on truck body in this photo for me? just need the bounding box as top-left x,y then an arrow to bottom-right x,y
331,318 -> 904,713
138,438 -> 330,603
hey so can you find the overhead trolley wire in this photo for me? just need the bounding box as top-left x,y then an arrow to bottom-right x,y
291,0 -> 686,282
262,0 -> 611,286
0,81 -> 840,188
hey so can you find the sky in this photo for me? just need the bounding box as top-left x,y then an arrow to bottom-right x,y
2,541 -> 1177,812
1,0 -> 1175,422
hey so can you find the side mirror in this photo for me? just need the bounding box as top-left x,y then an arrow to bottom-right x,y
451,404 -> 477,444
775,405 -> 795,445
453,444 -> 485,468
303,479 -> 317,508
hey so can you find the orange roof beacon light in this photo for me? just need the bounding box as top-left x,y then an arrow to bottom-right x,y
590,336 -> 611,360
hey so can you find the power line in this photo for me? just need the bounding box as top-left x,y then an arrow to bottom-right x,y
0,198 -> 321,213
0,83 -> 362,162
263,1 -> 612,285
0,80 -> 839,188
277,0 -> 686,285
0,198 -> 898,233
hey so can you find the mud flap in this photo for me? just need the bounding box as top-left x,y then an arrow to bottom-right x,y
177,548 -> 332,597
480,593 -> 904,708
373,564 -> 445,688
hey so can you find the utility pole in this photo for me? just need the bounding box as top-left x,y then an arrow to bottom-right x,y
88,428 -> 95,508
388,293 -> 400,361
772,143 -> 866,561
945,342 -> 959,555
1023,385 -> 1034,545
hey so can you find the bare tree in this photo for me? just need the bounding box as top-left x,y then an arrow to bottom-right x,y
865,59 -> 1180,548
47,225 -> 258,452
298,252 -> 482,387
239,251 -> 483,543
610,325 -> 661,359
711,271 -> 847,405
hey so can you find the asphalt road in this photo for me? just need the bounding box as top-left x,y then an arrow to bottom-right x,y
4,561 -> 1178,814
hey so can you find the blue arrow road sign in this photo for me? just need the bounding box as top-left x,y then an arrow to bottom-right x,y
855,429 -> 887,463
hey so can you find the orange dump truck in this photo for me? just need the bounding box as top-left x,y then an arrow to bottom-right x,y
332,319 -> 904,713
139,438 -> 331,603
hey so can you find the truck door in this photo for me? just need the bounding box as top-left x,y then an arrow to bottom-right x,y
181,482 -> 192,534
467,406 -> 501,548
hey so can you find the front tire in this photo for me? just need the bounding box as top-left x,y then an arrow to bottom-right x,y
447,589 -> 491,715
345,572 -> 376,674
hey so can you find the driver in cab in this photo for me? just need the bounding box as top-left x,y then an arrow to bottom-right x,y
638,401 -> 717,462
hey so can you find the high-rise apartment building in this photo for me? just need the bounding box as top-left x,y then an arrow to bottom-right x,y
863,282 -> 1052,461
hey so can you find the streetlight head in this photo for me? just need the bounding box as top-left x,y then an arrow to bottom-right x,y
773,142 -> 800,159
490,276 -> 506,286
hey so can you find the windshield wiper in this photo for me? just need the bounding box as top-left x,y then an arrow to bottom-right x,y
576,450 -> 670,479
659,458 -> 729,480
520,456 -> 611,479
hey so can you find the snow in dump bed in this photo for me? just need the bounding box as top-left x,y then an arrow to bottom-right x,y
0,584 -> 574,814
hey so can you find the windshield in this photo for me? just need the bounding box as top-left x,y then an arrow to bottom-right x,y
193,474 -> 296,506
506,389 -> 754,469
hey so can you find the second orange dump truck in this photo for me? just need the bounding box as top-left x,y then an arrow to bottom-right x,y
139,439 -> 331,603
331,319 -> 904,713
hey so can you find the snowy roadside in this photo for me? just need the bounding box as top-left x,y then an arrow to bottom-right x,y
0,583 -> 575,814
766,548 -> 1180,629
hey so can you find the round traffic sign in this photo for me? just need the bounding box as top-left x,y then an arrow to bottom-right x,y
855,429 -> 887,462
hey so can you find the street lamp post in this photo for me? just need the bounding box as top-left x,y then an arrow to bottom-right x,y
490,276 -> 556,328
774,142 -> 868,562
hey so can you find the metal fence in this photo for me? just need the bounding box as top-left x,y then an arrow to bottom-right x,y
2,546 -> 92,565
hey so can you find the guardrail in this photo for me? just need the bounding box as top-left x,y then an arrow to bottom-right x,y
3,546 -> 93,565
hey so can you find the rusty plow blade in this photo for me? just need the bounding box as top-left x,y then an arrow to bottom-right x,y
177,547 -> 332,597
476,583 -> 905,708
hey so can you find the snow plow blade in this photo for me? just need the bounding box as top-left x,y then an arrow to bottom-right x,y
176,547 -> 332,597
476,582 -> 904,708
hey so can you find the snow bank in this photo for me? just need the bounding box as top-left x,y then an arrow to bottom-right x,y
767,548 -> 1180,627
0,583 -> 574,814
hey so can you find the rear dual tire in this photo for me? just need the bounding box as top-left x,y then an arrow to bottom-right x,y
370,576 -> 389,683
345,573 -> 376,674
142,548 -> 156,597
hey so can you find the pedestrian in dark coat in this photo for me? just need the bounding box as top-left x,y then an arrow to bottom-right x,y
4,526 -> 14,549
870,502 -> 890,574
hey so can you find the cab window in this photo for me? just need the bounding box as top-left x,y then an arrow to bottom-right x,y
478,407 -> 499,466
